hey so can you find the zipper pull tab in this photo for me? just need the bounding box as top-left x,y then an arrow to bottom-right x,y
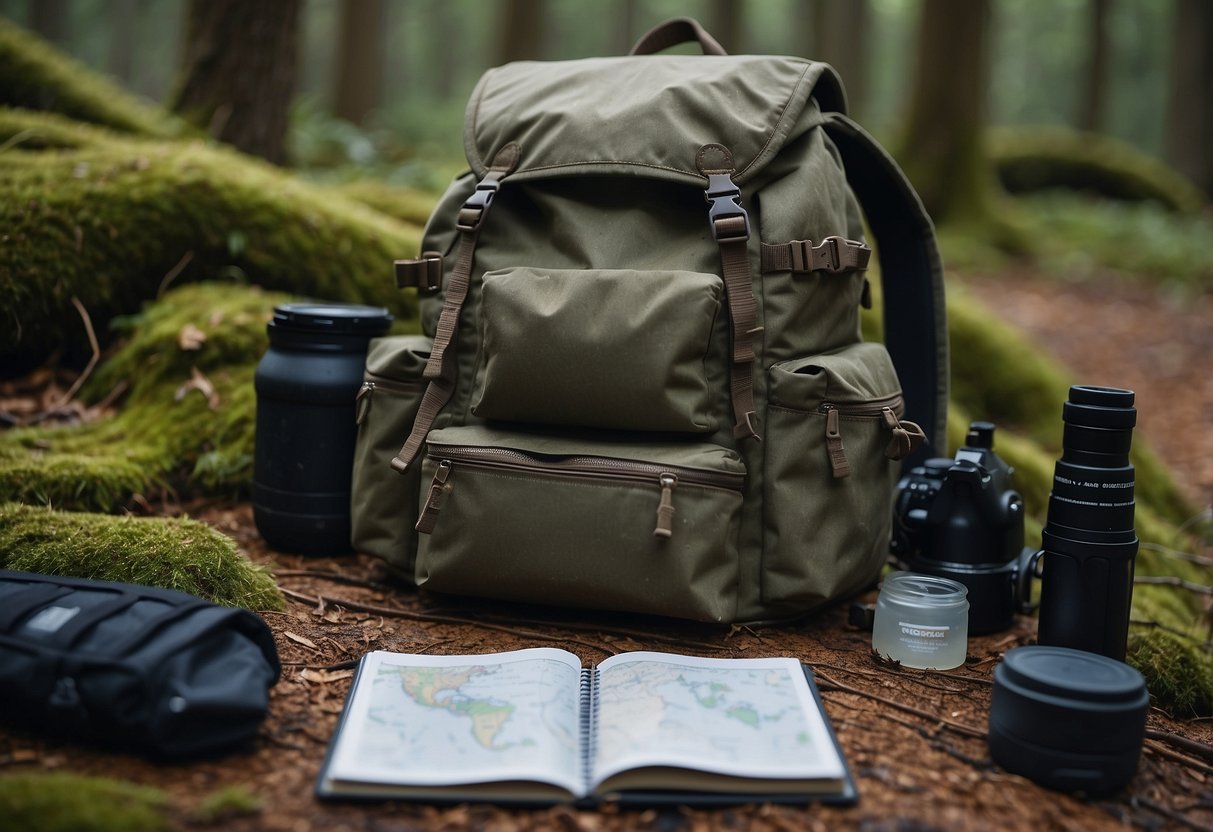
415,460 -> 453,534
883,408 -> 927,461
653,473 -> 678,539
824,406 -> 851,478
355,382 -> 374,426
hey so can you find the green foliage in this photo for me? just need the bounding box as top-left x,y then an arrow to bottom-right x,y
0,108 -> 421,356
0,502 -> 283,610
0,772 -> 168,832
0,18 -> 181,139
189,785 -> 262,824
0,283 -> 283,511
1012,193 -> 1213,290
990,127 -> 1205,215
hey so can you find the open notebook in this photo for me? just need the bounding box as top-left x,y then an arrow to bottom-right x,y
315,648 -> 855,807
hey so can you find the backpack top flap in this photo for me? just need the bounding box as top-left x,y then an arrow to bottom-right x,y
465,55 -> 846,184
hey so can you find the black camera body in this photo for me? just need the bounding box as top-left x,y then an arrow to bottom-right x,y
892,422 -> 1035,635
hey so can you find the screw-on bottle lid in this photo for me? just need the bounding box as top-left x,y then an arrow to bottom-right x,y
270,303 -> 393,335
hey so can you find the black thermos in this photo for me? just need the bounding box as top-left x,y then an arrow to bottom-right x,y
1036,386 -> 1139,661
253,303 -> 392,555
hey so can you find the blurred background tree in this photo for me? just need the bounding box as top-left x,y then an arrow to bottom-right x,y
169,0 -> 301,163
1,0 -> 1202,200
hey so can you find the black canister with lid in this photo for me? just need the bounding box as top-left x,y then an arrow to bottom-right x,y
253,303 -> 392,554
988,645 -> 1149,794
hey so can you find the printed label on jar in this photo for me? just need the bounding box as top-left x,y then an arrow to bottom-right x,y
898,621 -> 949,654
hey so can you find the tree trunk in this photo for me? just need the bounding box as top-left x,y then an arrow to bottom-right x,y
1076,0 -> 1110,132
494,0 -> 545,66
28,0 -> 70,48
107,0 -> 138,86
708,0 -> 743,54
1165,0 -> 1213,198
332,0 -> 384,126
896,0 -> 997,229
812,0 -> 869,117
432,0 -> 459,98
170,0 -> 301,165
614,0 -> 639,55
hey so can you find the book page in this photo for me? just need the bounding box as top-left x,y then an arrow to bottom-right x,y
324,648 -> 586,797
592,652 -> 845,788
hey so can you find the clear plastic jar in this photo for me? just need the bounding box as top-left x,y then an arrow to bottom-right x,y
872,571 -> 969,670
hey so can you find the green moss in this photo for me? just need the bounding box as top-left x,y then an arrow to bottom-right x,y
0,284 -> 282,511
991,126 -> 1206,215
1126,629 -> 1213,718
331,179 -> 438,227
0,20 -> 182,139
0,772 -> 167,832
0,108 -> 421,356
0,502 -> 282,610
189,785 -> 262,824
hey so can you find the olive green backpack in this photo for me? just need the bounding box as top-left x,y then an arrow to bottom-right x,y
352,18 -> 948,624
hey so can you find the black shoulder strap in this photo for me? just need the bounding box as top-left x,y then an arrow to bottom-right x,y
822,112 -> 949,465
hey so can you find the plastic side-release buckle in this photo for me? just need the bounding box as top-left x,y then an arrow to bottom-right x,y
704,173 -> 750,241
456,177 -> 501,230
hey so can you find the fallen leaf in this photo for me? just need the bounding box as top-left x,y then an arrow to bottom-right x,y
300,668 -> 353,684
283,631 -> 319,650
178,323 -> 207,350
174,367 -> 220,410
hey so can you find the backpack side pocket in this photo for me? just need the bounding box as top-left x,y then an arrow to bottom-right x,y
761,342 -> 922,608
350,335 -> 433,579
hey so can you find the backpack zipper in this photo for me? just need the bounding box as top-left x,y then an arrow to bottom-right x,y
817,393 -> 911,478
415,445 -> 744,538
355,373 -> 427,426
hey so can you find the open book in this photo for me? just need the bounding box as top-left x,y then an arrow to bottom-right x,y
315,648 -> 855,806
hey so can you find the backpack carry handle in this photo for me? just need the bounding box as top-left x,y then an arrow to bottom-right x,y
629,17 -> 728,56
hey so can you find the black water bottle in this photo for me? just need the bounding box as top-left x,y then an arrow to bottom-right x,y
1037,386 -> 1139,661
253,303 -> 392,555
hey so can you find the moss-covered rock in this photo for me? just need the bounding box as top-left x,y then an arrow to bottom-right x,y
331,179 -> 438,227
1126,628 -> 1213,719
0,283 -> 282,510
991,126 -> 1206,215
0,772 -> 168,832
0,502 -> 282,610
0,108 -> 421,357
0,19 -> 181,139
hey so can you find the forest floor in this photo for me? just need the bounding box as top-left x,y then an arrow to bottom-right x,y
2,269 -> 1212,832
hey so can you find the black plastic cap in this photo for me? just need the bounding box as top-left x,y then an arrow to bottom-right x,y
989,646 -> 1148,794
270,303 -> 393,335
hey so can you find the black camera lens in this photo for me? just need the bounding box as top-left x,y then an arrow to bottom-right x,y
1037,386 -> 1139,660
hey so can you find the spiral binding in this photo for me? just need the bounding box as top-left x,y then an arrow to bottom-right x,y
579,667 -> 599,793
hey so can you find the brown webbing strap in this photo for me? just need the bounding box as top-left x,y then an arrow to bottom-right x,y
760,237 -> 871,274
391,144 -> 519,474
699,143 -> 760,441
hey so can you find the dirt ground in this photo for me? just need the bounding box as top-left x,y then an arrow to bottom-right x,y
2,272 -> 1212,831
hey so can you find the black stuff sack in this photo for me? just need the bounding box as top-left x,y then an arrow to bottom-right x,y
0,570 -> 281,760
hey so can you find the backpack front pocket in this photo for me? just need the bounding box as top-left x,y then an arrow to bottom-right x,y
761,342 -> 924,608
471,267 -> 725,433
350,335 -> 433,578
414,425 -> 745,622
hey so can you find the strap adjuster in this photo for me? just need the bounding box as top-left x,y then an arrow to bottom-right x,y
456,177 -> 501,230
394,251 -> 444,292
705,173 -> 750,241
821,236 -> 841,271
